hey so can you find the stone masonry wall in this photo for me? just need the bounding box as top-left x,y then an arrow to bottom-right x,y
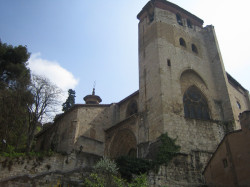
0,152 -> 100,186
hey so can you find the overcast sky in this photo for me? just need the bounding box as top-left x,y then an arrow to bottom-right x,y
0,0 -> 249,109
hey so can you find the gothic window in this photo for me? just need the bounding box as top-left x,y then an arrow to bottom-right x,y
126,100 -> 138,117
176,14 -> 183,26
192,44 -> 198,53
187,19 -> 192,28
183,86 -> 210,120
179,38 -> 186,47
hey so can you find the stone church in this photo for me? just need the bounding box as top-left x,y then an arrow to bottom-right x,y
36,0 -> 250,185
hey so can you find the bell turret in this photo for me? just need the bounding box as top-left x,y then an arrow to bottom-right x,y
83,88 -> 102,104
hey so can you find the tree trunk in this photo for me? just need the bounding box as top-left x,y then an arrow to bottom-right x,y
26,122 -> 36,152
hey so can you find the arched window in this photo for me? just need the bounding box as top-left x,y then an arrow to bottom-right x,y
187,19 -> 192,28
176,14 -> 183,26
179,38 -> 186,47
126,100 -> 138,117
192,44 -> 198,53
183,86 -> 210,120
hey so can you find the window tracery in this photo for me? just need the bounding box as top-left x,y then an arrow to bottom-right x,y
183,86 -> 210,120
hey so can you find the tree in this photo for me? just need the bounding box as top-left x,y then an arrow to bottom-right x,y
62,89 -> 75,112
0,41 -> 30,89
0,41 -> 32,152
26,74 -> 62,152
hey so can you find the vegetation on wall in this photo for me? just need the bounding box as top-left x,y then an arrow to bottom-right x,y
84,157 -> 148,187
155,132 -> 181,166
116,133 -> 181,180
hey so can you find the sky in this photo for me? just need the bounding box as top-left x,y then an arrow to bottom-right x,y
0,0 -> 249,110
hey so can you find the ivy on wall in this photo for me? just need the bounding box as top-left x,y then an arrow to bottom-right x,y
116,133 -> 180,180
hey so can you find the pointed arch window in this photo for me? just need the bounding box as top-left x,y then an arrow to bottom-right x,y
183,86 -> 210,120
179,38 -> 186,47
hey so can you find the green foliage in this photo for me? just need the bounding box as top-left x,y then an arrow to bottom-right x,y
84,173 -> 106,187
0,41 -> 31,89
0,41 -> 32,152
62,89 -> 75,112
84,173 -> 148,187
128,174 -> 148,187
155,133 -> 181,166
84,158 -> 148,187
0,147 -> 54,158
116,133 -> 180,180
94,157 -> 118,175
116,156 -> 153,181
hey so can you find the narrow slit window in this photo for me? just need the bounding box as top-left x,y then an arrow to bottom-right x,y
167,59 -> 171,66
236,101 -> 241,109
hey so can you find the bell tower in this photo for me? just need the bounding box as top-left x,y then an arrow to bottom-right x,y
137,0 -> 234,154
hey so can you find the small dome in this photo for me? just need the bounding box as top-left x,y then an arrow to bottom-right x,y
83,88 -> 102,104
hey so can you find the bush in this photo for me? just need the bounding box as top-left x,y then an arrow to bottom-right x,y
116,156 -> 153,181
84,158 -> 148,187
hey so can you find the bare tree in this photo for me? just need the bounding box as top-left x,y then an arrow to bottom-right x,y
26,74 -> 62,152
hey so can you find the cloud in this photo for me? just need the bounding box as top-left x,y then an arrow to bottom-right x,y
28,53 -> 79,91
28,53 -> 79,115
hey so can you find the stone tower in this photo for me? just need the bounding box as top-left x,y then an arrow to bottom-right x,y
137,0 -> 234,147
136,0 -> 244,184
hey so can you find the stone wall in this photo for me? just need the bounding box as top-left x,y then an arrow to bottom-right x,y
0,152 -> 100,187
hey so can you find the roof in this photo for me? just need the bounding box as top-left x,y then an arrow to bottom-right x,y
137,0 -> 204,27
118,90 -> 139,105
226,72 -> 248,92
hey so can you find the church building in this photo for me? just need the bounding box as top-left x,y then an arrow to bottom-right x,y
36,0 -> 250,185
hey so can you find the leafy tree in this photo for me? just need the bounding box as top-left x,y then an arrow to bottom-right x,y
0,41 -> 32,152
26,74 -> 62,152
0,41 -> 30,89
62,89 -> 75,112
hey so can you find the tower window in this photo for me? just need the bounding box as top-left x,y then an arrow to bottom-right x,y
192,44 -> 198,53
236,101 -> 241,109
176,14 -> 183,26
167,59 -> 171,66
187,19 -> 192,28
179,38 -> 186,47
183,86 -> 210,120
